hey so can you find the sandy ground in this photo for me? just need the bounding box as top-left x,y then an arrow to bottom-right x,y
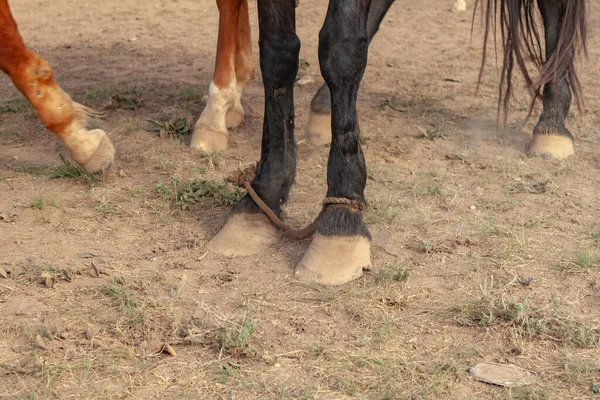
1,0 -> 599,399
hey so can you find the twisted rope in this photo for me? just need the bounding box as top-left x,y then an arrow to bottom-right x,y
226,164 -> 366,239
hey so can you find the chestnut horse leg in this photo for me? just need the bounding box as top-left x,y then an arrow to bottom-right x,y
0,0 -> 114,175
191,0 -> 253,152
227,0 -> 255,130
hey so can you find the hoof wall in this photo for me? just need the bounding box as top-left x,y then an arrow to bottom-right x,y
226,106 -> 245,130
527,134 -> 574,160
305,112 -> 331,147
207,213 -> 281,257
295,234 -> 371,285
190,127 -> 229,152
80,129 -> 115,176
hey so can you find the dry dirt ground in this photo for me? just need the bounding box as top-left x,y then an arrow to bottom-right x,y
1,0 -> 600,399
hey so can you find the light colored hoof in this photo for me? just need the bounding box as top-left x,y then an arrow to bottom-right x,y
190,126 -> 228,152
452,0 -> 467,12
79,129 -> 115,175
295,233 -> 371,285
305,112 -> 331,147
226,105 -> 245,130
207,213 -> 282,257
527,134 -> 574,160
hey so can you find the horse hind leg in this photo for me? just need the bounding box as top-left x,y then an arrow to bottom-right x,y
528,0 -> 581,159
0,0 -> 114,175
191,0 -> 245,153
305,0 -> 395,147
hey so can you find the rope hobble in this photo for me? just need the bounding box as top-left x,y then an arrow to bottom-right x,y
226,164 -> 366,240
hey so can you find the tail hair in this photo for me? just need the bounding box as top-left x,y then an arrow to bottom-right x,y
474,0 -> 587,122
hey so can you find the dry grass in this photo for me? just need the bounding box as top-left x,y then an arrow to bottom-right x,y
1,0 -> 600,398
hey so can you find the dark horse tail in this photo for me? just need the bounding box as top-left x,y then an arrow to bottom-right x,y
475,0 -> 587,120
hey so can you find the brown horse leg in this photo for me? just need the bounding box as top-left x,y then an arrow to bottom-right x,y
0,0 -> 114,175
191,0 -> 244,152
225,0 -> 254,130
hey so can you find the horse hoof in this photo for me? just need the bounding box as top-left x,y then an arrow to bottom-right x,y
226,105 -> 245,130
295,233 -> 371,285
207,213 -> 282,257
80,129 -> 115,176
190,126 -> 229,152
305,112 -> 331,147
527,134 -> 574,159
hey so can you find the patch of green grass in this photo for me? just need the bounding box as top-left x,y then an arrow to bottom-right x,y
30,194 -> 47,210
86,87 -> 112,100
91,188 -> 119,216
154,182 -> 172,201
12,163 -> 50,176
0,96 -> 31,114
508,387 -> 549,399
180,87 -> 205,102
192,165 -> 207,175
375,263 -> 409,284
364,203 -> 403,225
148,117 -> 192,139
575,250 -> 597,269
50,154 -> 97,181
415,124 -> 447,141
410,184 -> 441,199
164,177 -> 244,208
199,151 -> 222,170
30,194 -> 58,210
103,282 -> 145,329
103,89 -> 142,110
455,278 -> 599,348
216,317 -> 256,358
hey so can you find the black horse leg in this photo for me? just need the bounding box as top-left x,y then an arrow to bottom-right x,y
295,0 -> 372,285
528,0 -> 574,159
305,0 -> 394,146
207,0 -> 300,257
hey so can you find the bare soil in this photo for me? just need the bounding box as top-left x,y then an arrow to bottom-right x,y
1,0 -> 599,399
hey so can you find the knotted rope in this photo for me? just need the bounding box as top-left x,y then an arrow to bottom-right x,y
226,164 -> 366,240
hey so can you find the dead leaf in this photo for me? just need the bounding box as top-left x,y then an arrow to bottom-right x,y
40,271 -> 54,288
91,261 -> 100,277
85,325 -> 94,340
61,269 -> 72,282
35,334 -> 48,350
0,268 -> 7,279
154,343 -> 177,357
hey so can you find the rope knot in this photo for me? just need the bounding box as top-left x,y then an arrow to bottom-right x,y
226,164 -> 257,187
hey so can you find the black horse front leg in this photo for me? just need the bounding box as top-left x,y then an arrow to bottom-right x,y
208,0 -> 300,257
304,0 -> 394,146
295,0 -> 372,285
528,0 -> 574,159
